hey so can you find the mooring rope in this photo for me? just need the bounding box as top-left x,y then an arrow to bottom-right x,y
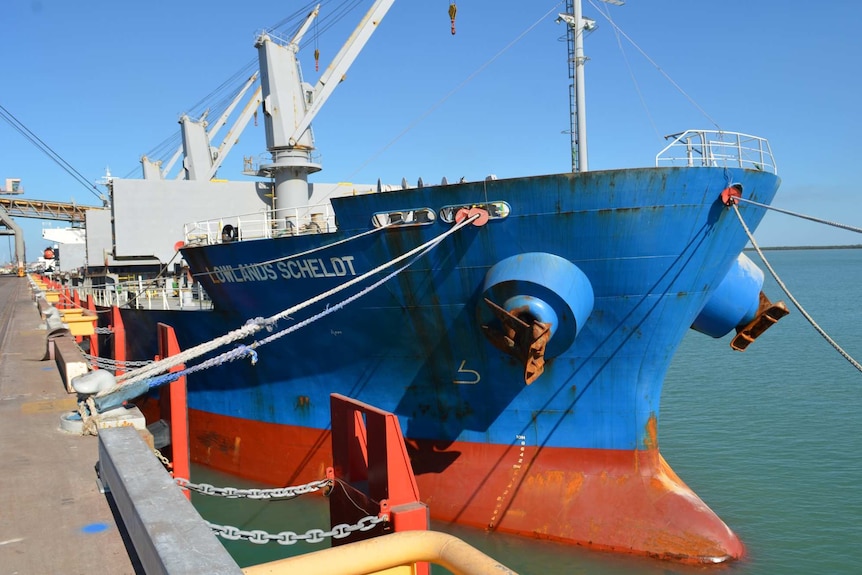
191,222 -> 391,280
731,203 -> 862,373
134,241 -> 432,391
734,197 -> 862,235
101,214 -> 479,394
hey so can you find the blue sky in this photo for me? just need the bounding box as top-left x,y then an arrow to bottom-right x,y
2,0 -> 861,263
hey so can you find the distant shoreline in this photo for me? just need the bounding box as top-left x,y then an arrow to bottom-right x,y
745,244 -> 862,251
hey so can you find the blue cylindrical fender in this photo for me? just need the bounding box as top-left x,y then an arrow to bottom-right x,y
480,252 -> 594,357
691,253 -> 764,338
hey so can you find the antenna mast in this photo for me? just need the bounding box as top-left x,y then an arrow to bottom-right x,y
560,0 -> 623,173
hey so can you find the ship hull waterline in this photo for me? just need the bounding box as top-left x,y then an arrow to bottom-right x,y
187,408 -> 742,562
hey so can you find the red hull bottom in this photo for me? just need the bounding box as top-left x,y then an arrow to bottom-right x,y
189,409 -> 743,563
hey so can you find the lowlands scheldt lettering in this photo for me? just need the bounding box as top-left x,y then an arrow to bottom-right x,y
209,256 -> 357,283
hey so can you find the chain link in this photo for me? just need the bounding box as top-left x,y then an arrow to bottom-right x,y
152,447 -> 172,469
207,514 -> 388,545
73,339 -> 154,371
175,477 -> 333,500
157,460 -> 384,546
88,355 -> 153,369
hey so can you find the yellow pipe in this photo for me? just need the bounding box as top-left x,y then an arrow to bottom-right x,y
242,530 -> 518,575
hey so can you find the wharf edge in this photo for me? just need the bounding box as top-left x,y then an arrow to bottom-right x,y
0,275 -> 139,574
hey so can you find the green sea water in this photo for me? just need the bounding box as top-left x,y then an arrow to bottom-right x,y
192,248 -> 862,574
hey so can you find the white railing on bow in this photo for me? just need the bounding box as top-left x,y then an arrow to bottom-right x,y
183,203 -> 337,246
656,130 -> 777,174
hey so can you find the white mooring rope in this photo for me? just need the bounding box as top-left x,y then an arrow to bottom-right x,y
731,202 -> 862,374
100,214 -> 480,395
734,197 -> 862,235
191,223 -> 391,280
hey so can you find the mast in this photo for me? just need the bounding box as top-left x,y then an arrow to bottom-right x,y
560,0 -> 623,173
572,0 -> 588,173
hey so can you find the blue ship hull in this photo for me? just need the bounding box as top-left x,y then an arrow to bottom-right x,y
119,166 -> 780,561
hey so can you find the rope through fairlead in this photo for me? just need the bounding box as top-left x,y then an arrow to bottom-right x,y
730,202 -> 862,374
99,213 -> 481,395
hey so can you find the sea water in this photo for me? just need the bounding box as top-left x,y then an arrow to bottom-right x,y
191,248 -> 862,574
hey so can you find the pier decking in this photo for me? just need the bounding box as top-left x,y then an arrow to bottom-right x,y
0,275 -> 140,574
1,274 -> 516,575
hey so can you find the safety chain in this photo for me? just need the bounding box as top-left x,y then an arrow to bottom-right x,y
171,472 -> 384,545
85,355 -> 152,369
175,477 -> 332,500
94,326 -> 113,334
153,447 -> 172,469
72,339 -> 153,371
87,356 -> 121,371
84,355 -> 152,371
207,514 -> 387,545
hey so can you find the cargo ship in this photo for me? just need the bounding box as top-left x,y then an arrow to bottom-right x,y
78,0 -> 788,563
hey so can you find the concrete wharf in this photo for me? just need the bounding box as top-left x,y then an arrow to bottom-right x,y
0,274 -> 517,575
0,275 -> 140,574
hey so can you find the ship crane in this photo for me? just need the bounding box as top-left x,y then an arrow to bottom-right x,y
254,0 -> 397,232
141,72 -> 261,181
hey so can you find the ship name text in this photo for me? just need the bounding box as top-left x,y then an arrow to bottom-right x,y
209,256 -> 357,284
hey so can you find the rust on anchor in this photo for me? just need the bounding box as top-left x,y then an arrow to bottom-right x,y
481,297 -> 551,384
731,291 -> 789,351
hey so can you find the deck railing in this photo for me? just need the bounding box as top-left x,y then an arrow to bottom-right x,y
655,130 -> 777,174
183,203 -> 337,246
74,279 -> 212,311
183,132 -> 776,250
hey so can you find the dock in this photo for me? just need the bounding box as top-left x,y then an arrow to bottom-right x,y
0,275 -> 140,573
1,274 -> 518,575
1,275 -> 237,574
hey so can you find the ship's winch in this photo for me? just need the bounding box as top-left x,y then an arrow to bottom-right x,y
691,252 -> 789,350
479,253 -> 594,384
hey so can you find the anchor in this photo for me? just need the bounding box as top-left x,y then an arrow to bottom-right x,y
481,297 -> 551,385
731,291 -> 789,351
